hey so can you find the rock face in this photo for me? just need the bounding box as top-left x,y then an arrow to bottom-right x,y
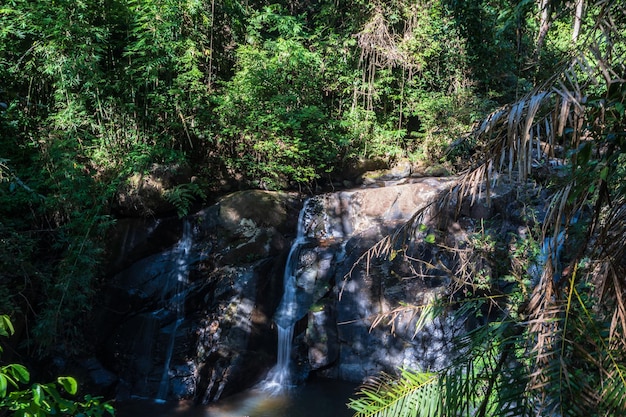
275,179 -> 459,382
97,178 -> 469,403
99,190 -> 301,403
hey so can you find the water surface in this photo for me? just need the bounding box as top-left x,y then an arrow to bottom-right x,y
116,379 -> 357,417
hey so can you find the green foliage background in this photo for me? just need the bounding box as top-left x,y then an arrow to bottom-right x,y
2,0 -> 622,413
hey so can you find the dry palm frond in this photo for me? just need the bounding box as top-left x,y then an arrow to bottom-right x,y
449,0 -> 624,221
592,197 -> 626,343
356,10 -> 404,70
526,273 -> 562,384
369,298 -> 446,339
347,2 -> 626,416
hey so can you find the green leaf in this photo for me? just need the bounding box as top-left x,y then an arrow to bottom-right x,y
0,374 -> 7,398
7,364 -> 29,384
57,376 -> 78,395
600,166 -> 609,181
32,383 -> 42,405
0,315 -> 14,337
42,382 -> 64,403
425,234 -> 436,244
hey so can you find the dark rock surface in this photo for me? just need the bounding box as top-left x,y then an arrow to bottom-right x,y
98,190 -> 301,403
96,177 -> 526,403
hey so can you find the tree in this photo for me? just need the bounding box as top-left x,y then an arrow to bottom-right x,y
0,0 -> 217,352
348,0 -> 626,415
350,0 -> 480,160
214,6 -> 343,189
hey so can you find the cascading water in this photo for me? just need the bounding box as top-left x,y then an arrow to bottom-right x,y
263,199 -> 313,393
530,214 -> 579,286
156,220 -> 193,402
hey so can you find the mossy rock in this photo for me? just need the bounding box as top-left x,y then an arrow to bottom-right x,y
218,190 -> 299,233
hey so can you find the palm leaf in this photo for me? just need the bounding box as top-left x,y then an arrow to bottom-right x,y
347,3 -> 626,416
349,370 -> 441,417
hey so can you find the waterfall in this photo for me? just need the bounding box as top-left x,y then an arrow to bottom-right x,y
530,214 -> 579,286
263,199 -> 312,392
155,220 -> 193,402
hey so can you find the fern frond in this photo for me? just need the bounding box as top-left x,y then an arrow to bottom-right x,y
164,182 -> 206,218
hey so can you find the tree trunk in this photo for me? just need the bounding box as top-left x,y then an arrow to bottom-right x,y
572,0 -> 584,42
537,0 -> 553,54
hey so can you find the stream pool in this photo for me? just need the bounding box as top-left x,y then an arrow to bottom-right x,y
116,379 -> 357,417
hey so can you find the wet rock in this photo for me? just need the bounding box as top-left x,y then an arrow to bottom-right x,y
458,180 -> 517,220
81,358 -> 118,389
104,216 -> 182,274
307,303 -> 339,370
100,191 -> 301,403
170,363 -> 197,398
329,250 -> 458,383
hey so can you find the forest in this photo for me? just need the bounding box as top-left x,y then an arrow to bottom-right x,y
1,0 -> 625,415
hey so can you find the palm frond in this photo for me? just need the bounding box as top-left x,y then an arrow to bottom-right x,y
348,3 -> 626,417
348,369 -> 441,417
369,297 -> 447,339
600,363 -> 626,414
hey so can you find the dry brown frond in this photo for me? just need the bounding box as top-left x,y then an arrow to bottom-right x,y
356,11 -> 402,70
344,3 -> 626,415
592,197 -> 626,343
369,299 -> 444,339
340,196 -> 448,298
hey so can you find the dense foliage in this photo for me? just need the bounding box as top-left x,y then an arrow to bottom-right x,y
1,0 -> 623,414
348,0 -> 626,416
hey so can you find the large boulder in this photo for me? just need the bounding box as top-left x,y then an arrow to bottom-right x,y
305,178 -> 534,381
112,163 -> 193,217
104,216 -> 182,274
320,231 -> 459,381
98,190 -> 301,403
278,179 -> 460,381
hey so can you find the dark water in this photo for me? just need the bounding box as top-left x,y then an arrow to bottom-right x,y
116,379 -> 357,417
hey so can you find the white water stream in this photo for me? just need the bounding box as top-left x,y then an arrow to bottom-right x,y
263,199 -> 312,392
156,220 -> 193,402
